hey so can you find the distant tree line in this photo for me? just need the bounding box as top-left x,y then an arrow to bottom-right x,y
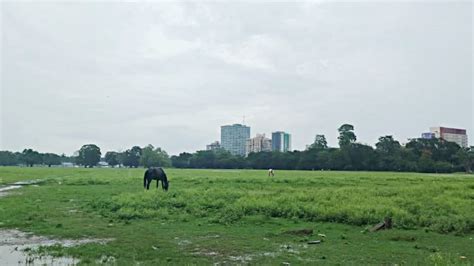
108,145 -> 172,168
171,124 -> 474,173
0,144 -> 171,168
0,149 -> 71,167
1,124 -> 473,173
77,144 -> 172,168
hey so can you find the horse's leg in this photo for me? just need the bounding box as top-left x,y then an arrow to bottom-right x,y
146,179 -> 151,190
156,179 -> 160,189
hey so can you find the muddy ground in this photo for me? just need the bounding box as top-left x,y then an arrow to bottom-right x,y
0,181 -> 112,265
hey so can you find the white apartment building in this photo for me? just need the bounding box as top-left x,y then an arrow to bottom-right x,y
245,134 -> 272,156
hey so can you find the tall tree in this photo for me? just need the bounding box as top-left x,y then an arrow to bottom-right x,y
189,150 -> 217,168
171,152 -> 193,168
140,145 -> 171,168
376,136 -> 401,154
406,138 -> 460,163
121,146 -> 142,168
338,124 -> 357,148
456,147 -> 474,173
77,144 -> 101,168
104,151 -> 120,167
214,149 -> 245,169
346,143 -> 378,171
309,134 -> 328,150
246,151 -> 273,169
20,149 -> 42,167
375,136 -> 403,171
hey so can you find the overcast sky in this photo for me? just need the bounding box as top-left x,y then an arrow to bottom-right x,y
0,1 -> 472,156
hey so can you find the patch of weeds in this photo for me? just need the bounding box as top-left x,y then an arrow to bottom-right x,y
389,235 -> 416,242
414,245 -> 439,253
36,244 -> 66,257
65,179 -> 110,186
282,228 -> 313,236
427,252 -> 463,265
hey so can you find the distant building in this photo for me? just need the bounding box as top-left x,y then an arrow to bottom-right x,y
421,132 -> 435,139
98,161 -> 109,168
61,162 -> 74,168
430,126 -> 468,148
206,141 -> 221,151
221,124 -> 251,156
245,134 -> 271,156
272,131 -> 292,152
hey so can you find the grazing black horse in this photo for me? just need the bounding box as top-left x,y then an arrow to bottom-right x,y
144,167 -> 169,191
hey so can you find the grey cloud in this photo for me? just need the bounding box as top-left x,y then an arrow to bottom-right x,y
1,1 -> 472,155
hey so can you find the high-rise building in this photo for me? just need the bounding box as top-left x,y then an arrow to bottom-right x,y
221,124 -> 251,156
245,134 -> 271,156
206,141 -> 221,151
429,127 -> 468,148
272,131 -> 292,152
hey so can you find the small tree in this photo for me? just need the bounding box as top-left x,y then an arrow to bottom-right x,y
77,144 -> 101,168
104,151 -> 119,167
42,153 -> 61,167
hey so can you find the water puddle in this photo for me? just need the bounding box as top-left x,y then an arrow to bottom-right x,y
11,180 -> 42,186
0,180 -> 112,264
0,245 -> 77,265
0,185 -> 22,195
0,229 -> 113,265
0,180 -> 42,198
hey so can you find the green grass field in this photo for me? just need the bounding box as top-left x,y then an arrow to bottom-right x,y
0,167 -> 473,265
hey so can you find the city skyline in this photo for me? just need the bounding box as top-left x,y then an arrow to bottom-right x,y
207,123 -> 469,157
1,2 -> 472,156
0,120 -> 471,156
